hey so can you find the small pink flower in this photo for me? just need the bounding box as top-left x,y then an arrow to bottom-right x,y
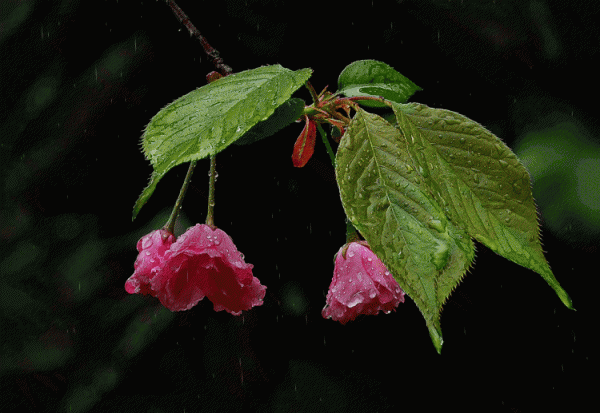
125,224 -> 266,314
322,241 -> 404,324
125,229 -> 176,295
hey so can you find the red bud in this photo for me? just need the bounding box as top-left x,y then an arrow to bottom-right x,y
292,117 -> 317,167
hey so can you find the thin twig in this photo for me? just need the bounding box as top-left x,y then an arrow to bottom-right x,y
165,0 -> 233,76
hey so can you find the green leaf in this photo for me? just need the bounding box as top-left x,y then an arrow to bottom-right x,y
335,108 -> 475,353
132,65 -> 312,221
233,97 -> 305,146
391,102 -> 574,310
336,59 -> 421,107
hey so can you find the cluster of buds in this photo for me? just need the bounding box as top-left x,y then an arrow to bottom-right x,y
292,84 -> 356,168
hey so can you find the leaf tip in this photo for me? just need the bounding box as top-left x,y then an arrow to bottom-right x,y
429,325 -> 444,354
557,288 -> 575,311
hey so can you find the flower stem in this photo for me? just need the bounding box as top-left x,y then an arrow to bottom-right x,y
345,218 -> 360,244
206,155 -> 217,228
164,160 -> 197,235
304,81 -> 319,103
316,123 -> 336,167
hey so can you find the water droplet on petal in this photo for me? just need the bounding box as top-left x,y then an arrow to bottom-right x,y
347,250 -> 355,258
141,236 -> 153,249
347,294 -> 363,308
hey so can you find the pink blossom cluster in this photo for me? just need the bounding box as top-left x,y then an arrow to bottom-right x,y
126,226 -> 403,322
125,224 -> 265,314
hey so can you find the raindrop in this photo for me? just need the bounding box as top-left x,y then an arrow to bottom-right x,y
512,182 -> 522,194
430,239 -> 450,270
141,236 -> 153,249
427,218 -> 445,233
459,137 -> 466,143
347,250 -> 355,258
499,159 -> 508,168
347,294 -> 363,308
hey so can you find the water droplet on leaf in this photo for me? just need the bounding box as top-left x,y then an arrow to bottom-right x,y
428,219 -> 445,233
431,239 -> 450,270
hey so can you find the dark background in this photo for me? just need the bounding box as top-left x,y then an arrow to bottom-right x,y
1,0 -> 597,412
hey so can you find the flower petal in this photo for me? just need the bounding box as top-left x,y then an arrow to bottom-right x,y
125,229 -> 175,295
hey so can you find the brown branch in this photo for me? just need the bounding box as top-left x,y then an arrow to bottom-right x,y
165,0 -> 233,76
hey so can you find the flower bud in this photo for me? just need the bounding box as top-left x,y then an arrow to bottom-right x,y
322,242 -> 404,324
292,116 -> 317,167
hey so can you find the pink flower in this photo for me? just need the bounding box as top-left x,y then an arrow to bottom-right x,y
125,229 -> 175,295
322,241 -> 405,324
125,224 -> 266,314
